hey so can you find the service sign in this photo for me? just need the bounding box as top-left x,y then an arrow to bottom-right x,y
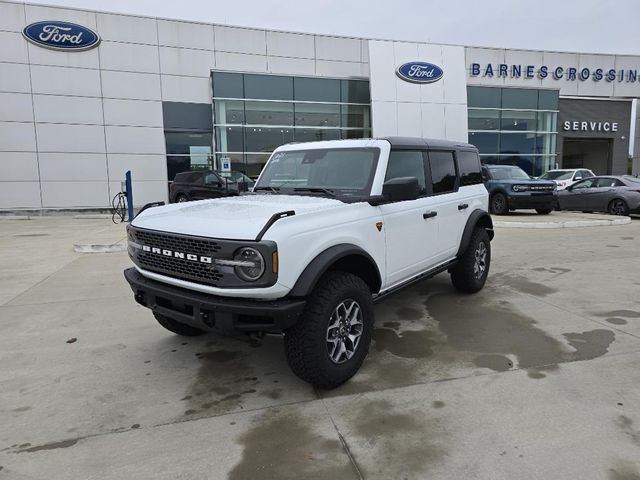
396,62 -> 444,84
22,21 -> 100,51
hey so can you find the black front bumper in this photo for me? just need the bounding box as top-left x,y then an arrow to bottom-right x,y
124,268 -> 306,335
508,193 -> 557,210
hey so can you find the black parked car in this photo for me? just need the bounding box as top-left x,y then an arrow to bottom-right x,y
482,165 -> 557,215
169,170 -> 254,203
557,175 -> 640,215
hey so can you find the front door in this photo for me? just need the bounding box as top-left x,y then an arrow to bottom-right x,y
379,150 -> 440,287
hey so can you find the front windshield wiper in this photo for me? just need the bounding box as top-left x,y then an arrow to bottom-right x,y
293,187 -> 337,197
253,186 -> 281,193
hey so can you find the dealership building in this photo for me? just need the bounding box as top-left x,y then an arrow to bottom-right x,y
1,0 -> 639,210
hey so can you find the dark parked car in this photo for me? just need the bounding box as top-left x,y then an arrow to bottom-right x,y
482,165 -> 557,215
557,175 -> 640,216
169,170 -> 254,203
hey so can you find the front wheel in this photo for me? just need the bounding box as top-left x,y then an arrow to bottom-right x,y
536,208 -> 552,215
450,228 -> 491,294
608,198 -> 629,216
490,193 -> 509,215
175,193 -> 189,203
284,271 -> 373,389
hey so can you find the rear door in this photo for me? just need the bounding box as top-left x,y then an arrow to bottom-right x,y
593,177 -> 624,210
379,149 -> 440,286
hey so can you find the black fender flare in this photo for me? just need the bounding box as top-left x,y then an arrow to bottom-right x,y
456,209 -> 494,257
288,244 -> 382,298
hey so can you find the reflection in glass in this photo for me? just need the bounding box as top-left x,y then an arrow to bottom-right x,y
500,132 -> 537,155
469,132 -> 499,152
295,103 -> 340,127
244,74 -> 293,100
500,110 -> 537,131
294,77 -> 340,102
214,99 -> 244,124
294,128 -> 341,143
245,127 -> 294,153
342,104 -> 371,129
341,80 -> 370,104
215,126 -> 243,153
468,109 -> 500,130
245,101 -> 294,125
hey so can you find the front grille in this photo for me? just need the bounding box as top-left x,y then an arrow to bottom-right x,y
128,228 -> 224,286
529,185 -> 555,191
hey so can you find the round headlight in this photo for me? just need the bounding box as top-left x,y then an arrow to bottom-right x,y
512,185 -> 520,192
233,247 -> 265,281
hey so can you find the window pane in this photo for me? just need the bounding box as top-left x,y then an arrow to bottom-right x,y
214,99 -> 244,124
497,155 -> 535,175
500,110 -> 537,131
245,101 -> 294,125
244,74 -> 293,100
468,132 -> 499,154
341,104 -> 371,129
215,126 -> 243,152
500,132 -> 537,155
245,153 -> 272,178
212,72 -> 243,98
245,127 -> 294,152
294,128 -> 341,143
428,151 -> 457,194
536,133 -> 556,156
342,128 -> 371,139
468,109 -> 500,130
295,103 -> 340,127
165,132 -> 212,155
341,80 -> 370,103
467,86 -> 501,108
501,88 -> 538,109
537,111 -> 557,132
215,152 -> 245,175
294,77 -> 340,102
385,151 -> 427,195
538,90 -> 559,110
457,150 -> 483,186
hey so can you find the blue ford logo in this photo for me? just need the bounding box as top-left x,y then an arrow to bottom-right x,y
22,21 -> 100,51
396,62 -> 444,84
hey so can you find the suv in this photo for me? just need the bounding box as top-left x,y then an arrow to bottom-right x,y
483,164 -> 557,215
539,168 -> 595,190
169,170 -> 253,203
124,138 -> 494,388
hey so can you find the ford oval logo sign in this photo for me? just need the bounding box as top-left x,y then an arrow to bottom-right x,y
396,62 -> 444,84
22,21 -> 100,51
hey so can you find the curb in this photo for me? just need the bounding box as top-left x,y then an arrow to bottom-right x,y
73,243 -> 127,253
494,216 -> 631,229
0,216 -> 31,220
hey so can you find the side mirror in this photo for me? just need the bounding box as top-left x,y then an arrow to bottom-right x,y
382,177 -> 419,202
481,171 -> 489,181
574,176 -> 582,181
565,185 -> 573,192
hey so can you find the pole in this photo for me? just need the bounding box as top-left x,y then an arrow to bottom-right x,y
125,170 -> 134,222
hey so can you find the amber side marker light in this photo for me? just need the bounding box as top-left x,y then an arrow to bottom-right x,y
376,222 -> 383,232
272,251 -> 279,274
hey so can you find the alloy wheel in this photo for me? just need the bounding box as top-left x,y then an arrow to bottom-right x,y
473,242 -> 487,279
326,299 -> 363,364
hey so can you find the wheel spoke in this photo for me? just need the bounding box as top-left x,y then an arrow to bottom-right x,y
325,299 -> 364,364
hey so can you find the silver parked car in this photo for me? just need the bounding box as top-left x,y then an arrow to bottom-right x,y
557,175 -> 640,215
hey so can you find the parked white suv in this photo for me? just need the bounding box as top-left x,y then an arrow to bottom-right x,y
124,138 -> 494,388
539,168 -> 595,190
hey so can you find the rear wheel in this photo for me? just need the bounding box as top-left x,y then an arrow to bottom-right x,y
176,193 -> 189,203
451,228 -> 491,294
536,208 -> 552,215
490,193 -> 509,215
608,198 -> 629,216
284,271 -> 373,389
153,312 -> 207,336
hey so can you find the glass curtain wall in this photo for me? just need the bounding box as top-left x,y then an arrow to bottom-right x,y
467,86 -> 559,176
213,72 -> 371,177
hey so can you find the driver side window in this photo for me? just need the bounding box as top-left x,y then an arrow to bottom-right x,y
384,151 -> 428,195
572,179 -> 596,189
204,173 -> 220,185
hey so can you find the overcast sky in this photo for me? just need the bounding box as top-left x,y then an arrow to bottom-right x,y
23,0 -> 640,55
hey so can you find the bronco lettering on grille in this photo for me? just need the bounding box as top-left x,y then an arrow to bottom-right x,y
141,245 -> 212,264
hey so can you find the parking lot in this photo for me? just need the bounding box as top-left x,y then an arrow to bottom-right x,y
1,213 -> 639,480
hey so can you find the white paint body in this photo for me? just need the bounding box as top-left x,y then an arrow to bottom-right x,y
131,139 -> 488,300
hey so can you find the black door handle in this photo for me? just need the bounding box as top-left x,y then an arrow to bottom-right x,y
458,203 -> 469,210
423,211 -> 437,219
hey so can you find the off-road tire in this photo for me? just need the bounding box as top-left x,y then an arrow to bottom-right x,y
608,198 -> 629,216
536,208 -> 552,215
153,312 -> 207,336
175,193 -> 189,203
450,228 -> 491,294
284,271 -> 374,389
490,193 -> 509,215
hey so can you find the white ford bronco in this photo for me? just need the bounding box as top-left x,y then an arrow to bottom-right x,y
125,137 -> 494,388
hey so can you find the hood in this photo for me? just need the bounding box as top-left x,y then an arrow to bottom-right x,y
131,194 -> 344,240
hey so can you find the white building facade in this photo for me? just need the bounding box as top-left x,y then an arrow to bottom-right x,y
0,0 -> 639,210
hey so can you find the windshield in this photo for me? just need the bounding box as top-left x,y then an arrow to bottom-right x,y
540,171 -> 572,180
488,167 -> 530,180
254,147 -> 380,197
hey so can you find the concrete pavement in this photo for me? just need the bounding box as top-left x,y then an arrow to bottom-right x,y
0,216 -> 639,479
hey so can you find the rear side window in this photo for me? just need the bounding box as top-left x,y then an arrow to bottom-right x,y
457,150 -> 482,186
385,150 -> 427,195
596,178 -> 624,187
428,151 -> 457,194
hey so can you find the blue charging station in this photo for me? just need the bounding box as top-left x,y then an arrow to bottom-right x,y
125,170 -> 134,221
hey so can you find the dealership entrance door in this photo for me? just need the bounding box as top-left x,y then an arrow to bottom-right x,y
561,138 -> 612,175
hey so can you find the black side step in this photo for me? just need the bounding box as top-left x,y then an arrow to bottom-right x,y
373,259 -> 457,303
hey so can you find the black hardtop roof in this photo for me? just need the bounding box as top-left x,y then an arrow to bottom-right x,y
379,136 -> 477,151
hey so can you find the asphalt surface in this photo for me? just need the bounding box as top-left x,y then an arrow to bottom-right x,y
0,213 -> 639,480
